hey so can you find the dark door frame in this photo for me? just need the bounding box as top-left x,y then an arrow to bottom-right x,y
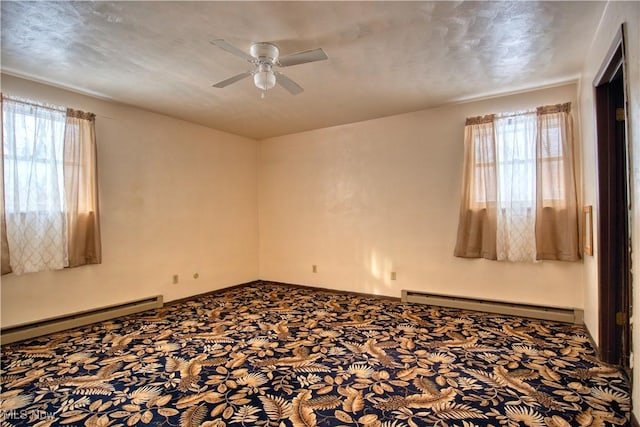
593,24 -> 632,367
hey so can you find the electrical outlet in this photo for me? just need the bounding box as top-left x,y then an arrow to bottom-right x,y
312,265 -> 317,273
172,274 -> 179,284
391,272 -> 397,280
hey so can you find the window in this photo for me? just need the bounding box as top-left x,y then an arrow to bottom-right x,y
1,95 -> 101,275
454,103 -> 579,262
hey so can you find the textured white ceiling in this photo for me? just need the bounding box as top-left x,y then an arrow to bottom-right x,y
1,1 -> 605,139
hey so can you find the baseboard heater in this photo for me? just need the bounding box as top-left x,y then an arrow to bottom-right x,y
401,290 -> 583,324
1,295 -> 163,345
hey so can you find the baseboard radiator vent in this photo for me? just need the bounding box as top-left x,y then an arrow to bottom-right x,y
1,295 -> 163,345
401,290 -> 583,324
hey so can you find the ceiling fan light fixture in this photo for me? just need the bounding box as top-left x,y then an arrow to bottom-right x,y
254,69 -> 276,91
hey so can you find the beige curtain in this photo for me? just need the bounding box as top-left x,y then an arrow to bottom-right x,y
454,115 -> 498,259
1,95 -> 10,275
64,108 -> 101,267
454,103 -> 579,262
535,103 -> 579,261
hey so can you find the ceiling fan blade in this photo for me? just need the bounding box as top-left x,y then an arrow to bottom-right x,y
212,71 -> 252,88
278,48 -> 328,67
210,39 -> 254,62
275,72 -> 304,95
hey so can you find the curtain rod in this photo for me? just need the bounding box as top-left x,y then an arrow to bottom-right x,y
2,93 -> 66,113
466,102 -> 572,124
0,93 -> 98,118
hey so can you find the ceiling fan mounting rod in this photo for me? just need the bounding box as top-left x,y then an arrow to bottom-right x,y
255,63 -> 273,75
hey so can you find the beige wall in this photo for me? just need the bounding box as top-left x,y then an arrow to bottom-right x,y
0,74 -> 260,328
577,1 -> 640,418
259,83 -> 583,308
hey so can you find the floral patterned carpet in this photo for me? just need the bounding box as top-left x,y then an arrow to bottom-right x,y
0,282 -> 631,426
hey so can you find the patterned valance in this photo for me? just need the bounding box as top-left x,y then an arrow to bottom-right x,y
537,102 -> 571,115
67,108 -> 96,121
465,114 -> 495,126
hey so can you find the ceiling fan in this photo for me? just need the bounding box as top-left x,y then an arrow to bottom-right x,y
210,39 -> 328,95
